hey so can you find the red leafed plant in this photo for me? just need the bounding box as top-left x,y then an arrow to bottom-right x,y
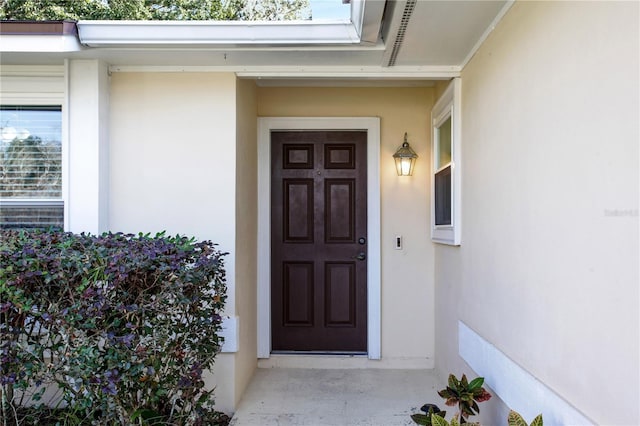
437,374 -> 492,424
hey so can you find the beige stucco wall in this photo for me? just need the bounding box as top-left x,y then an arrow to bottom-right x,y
234,78 -> 258,404
108,72 -> 239,413
436,2 -> 639,425
258,87 -> 436,365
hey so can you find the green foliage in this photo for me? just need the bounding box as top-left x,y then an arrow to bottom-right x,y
508,410 -> 543,426
0,230 -> 228,425
411,405 -> 447,426
437,374 -> 492,423
1,136 -> 61,198
430,414 -> 481,426
430,414 -> 468,426
1,0 -> 112,21
237,0 -> 310,20
144,0 -> 239,20
0,0 -> 227,20
0,0 -> 310,21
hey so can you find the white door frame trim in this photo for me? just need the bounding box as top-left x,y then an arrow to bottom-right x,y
257,117 -> 381,359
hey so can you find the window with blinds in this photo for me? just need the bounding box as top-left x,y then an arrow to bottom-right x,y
0,105 -> 63,230
431,78 -> 461,246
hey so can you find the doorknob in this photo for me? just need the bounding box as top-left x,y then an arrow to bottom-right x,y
351,252 -> 366,261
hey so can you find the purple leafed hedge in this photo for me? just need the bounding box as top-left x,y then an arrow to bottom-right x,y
0,230 -> 228,425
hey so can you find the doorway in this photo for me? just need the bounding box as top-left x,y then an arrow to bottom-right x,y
257,117 -> 381,359
270,131 -> 368,352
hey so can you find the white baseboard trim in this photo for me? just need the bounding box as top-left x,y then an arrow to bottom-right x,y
458,321 -> 593,426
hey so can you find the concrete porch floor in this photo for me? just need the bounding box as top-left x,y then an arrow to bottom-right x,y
230,366 -> 443,426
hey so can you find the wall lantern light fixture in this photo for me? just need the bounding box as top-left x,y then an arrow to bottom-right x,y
393,133 -> 418,176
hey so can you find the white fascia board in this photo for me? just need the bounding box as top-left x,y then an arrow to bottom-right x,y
107,65 -> 461,79
77,20 -> 360,47
0,34 -> 83,52
235,65 -> 461,79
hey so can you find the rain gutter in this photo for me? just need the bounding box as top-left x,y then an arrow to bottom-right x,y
77,20 -> 361,47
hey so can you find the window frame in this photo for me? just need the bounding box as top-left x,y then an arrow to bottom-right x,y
0,66 -> 66,230
431,78 -> 461,245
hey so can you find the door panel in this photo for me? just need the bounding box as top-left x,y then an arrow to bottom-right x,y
325,262 -> 356,327
325,179 -> 355,243
283,262 -> 314,326
271,131 -> 367,352
284,179 -> 314,242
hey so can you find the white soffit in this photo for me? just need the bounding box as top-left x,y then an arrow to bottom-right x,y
388,0 -> 510,66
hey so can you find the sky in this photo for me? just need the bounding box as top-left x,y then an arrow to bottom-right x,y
0,108 -> 61,145
310,0 -> 351,21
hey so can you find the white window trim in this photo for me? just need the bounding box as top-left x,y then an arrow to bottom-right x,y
431,78 -> 462,245
257,117 -> 381,360
0,66 -> 66,230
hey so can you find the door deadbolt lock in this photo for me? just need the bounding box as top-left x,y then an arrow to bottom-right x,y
358,237 -> 366,245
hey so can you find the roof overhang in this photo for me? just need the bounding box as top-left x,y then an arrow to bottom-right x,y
0,1 -> 512,82
0,20 -> 83,52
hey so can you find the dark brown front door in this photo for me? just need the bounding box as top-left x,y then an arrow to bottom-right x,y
271,131 -> 368,353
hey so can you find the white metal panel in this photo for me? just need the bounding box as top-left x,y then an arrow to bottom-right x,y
0,65 -> 64,104
459,321 -> 594,425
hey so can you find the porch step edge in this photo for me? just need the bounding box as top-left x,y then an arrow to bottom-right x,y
258,355 -> 433,369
